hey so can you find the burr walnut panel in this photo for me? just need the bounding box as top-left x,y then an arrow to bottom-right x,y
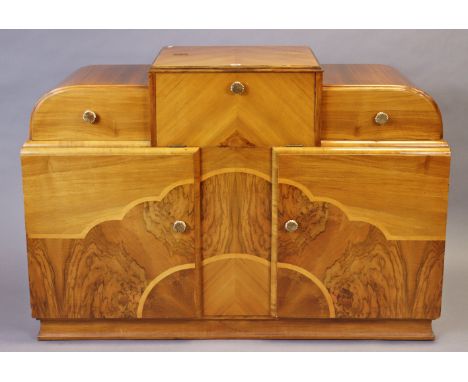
141,268 -> 197,318
201,173 -> 272,260
276,184 -> 445,319
27,185 -> 200,319
277,267 -> 330,318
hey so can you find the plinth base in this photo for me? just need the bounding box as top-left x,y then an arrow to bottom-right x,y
38,319 -> 435,341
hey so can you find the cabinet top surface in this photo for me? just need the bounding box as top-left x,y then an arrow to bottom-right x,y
151,46 -> 321,72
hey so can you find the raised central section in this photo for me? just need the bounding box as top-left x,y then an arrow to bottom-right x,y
150,46 -> 322,147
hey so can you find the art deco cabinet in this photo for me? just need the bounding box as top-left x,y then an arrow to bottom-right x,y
21,46 -> 451,340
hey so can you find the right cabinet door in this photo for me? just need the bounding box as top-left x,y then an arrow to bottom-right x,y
273,146 -> 450,319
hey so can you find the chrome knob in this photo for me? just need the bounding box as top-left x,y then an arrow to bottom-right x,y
374,111 -> 389,126
83,110 -> 97,124
230,81 -> 246,95
173,220 -> 187,233
284,220 -> 299,232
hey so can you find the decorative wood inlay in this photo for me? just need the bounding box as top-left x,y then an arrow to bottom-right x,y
139,252 -> 335,319
203,256 -> 270,316
201,147 -> 272,180
141,267 -> 197,318
270,149 -> 279,316
22,147 -> 199,238
276,268 -> 330,318
202,169 -> 272,316
29,178 -> 194,240
137,263 -> 195,318
277,263 -> 335,317
138,255 -> 272,319
274,146 -> 450,240
202,253 -> 269,267
27,184 -> 199,319
201,168 -> 271,182
218,131 -> 256,148
276,183 -> 445,319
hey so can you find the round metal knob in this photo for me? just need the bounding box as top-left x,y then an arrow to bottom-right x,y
82,110 -> 97,124
173,220 -> 187,233
284,220 -> 299,233
230,81 -> 246,95
374,111 -> 389,126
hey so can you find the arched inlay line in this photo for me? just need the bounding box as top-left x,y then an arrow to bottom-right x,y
137,263 -> 196,318
277,262 -> 336,318
202,168 -> 271,182
28,178 -> 194,239
136,253 -> 336,319
278,178 -> 445,241
202,253 -> 270,267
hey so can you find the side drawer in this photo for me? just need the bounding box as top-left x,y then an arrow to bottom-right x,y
30,86 -> 150,141
321,86 -> 443,140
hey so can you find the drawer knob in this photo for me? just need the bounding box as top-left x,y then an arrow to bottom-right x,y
82,110 -> 97,124
230,81 -> 246,95
284,219 -> 299,232
374,111 -> 389,125
173,220 -> 187,233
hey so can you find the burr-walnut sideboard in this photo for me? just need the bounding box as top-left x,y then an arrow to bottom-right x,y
21,46 -> 451,340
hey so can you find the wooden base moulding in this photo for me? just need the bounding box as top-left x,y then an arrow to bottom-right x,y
38,319 -> 434,341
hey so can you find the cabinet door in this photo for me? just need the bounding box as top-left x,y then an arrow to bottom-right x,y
272,146 -> 450,319
22,147 -> 201,319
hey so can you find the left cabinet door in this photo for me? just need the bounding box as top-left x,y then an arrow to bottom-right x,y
21,147 -> 201,319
